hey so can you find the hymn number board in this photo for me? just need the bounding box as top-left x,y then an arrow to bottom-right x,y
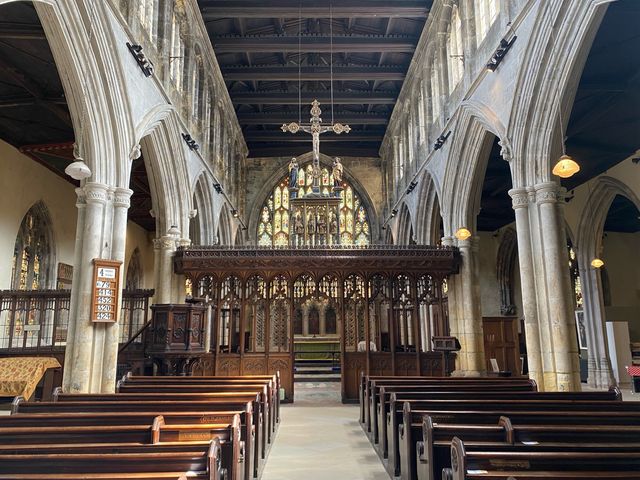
91,259 -> 122,323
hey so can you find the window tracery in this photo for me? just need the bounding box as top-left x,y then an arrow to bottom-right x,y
257,163 -> 371,247
137,0 -> 157,42
430,59 -> 441,121
447,5 -> 464,92
475,0 -> 500,44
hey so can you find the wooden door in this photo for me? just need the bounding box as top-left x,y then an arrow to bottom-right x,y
482,317 -> 520,374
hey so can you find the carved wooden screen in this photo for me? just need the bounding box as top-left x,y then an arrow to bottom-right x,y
392,274 -> 415,351
244,275 -> 266,353
368,274 -> 390,352
343,274 -> 365,352
219,275 -> 241,353
293,273 -> 316,338
318,274 -> 339,335
269,275 -> 290,352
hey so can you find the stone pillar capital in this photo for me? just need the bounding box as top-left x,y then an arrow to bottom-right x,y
153,236 -> 178,250
441,235 -> 454,246
113,188 -> 134,208
75,187 -> 87,207
534,182 -> 561,205
508,188 -> 529,210
83,182 -> 110,205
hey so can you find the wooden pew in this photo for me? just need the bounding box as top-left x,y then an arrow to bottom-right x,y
371,382 -> 540,446
0,437 -> 225,480
385,390 -> 630,478
359,374 -> 536,424
0,416 -> 240,478
0,411 -> 251,480
361,376 -> 536,432
444,437 -> 640,480
51,391 -> 268,464
123,373 -> 281,425
114,383 -> 274,445
12,397 -> 258,480
413,414 -> 640,480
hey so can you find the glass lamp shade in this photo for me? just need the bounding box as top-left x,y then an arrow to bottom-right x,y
64,160 -> 92,180
454,228 -> 472,241
591,258 -> 604,269
552,155 -> 580,178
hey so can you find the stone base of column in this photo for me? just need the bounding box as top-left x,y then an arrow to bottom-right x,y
587,357 -> 616,389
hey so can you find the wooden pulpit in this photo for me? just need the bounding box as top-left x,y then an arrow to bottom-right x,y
148,303 -> 207,375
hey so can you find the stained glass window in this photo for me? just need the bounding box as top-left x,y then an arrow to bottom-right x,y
11,203 -> 53,291
257,163 -> 371,247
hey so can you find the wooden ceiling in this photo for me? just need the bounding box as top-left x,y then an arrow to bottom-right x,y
198,0 -> 432,158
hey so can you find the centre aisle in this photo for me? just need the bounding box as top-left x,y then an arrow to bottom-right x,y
261,382 -> 389,480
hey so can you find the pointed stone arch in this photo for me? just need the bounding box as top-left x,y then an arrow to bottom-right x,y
576,176 -> 640,388
507,0 -> 615,187
190,173 -> 217,245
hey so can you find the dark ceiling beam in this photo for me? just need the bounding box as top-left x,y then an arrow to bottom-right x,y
244,131 -> 384,142
212,35 -> 417,53
237,112 -> 389,125
223,64 -> 406,81
247,145 -> 381,158
0,94 -> 67,108
231,91 -> 398,104
200,1 -> 430,19
0,22 -> 46,40
0,55 -> 71,126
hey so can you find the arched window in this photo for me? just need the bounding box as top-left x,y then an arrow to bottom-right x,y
137,0 -> 157,42
126,248 -> 143,290
475,0 -> 500,44
257,163 -> 371,247
447,6 -> 464,93
11,202 -> 55,290
430,60 -> 440,122
169,11 -> 184,90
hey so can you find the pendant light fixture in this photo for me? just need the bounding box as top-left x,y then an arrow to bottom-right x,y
455,227 -> 471,241
552,102 -> 580,178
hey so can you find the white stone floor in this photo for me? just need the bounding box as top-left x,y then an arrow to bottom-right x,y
261,382 -> 389,480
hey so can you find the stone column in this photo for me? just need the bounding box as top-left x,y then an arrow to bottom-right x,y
62,183 -> 130,393
452,236 -> 485,376
535,183 -> 581,391
579,254 -> 615,389
153,235 -> 179,304
509,187 -> 544,389
319,305 -> 326,336
302,306 -> 309,336
100,187 -> 132,391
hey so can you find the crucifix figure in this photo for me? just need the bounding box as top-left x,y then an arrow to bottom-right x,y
281,100 -> 351,194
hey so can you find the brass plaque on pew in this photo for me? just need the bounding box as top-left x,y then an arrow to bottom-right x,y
489,459 -> 531,469
178,431 -> 214,441
199,415 -> 229,423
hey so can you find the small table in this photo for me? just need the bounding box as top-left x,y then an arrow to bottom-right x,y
0,357 -> 61,400
626,365 -> 640,393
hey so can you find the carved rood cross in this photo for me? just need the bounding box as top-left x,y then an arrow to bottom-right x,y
281,100 -> 350,191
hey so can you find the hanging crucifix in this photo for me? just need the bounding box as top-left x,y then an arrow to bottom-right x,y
281,100 -> 351,194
